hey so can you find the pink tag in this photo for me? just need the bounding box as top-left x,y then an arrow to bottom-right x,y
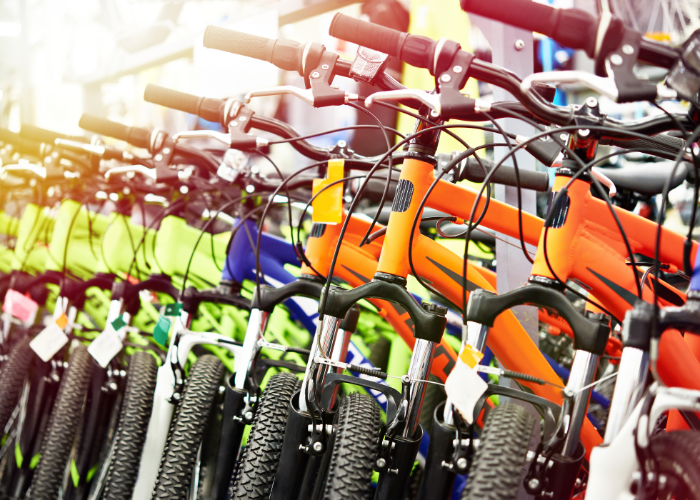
2,290 -> 38,325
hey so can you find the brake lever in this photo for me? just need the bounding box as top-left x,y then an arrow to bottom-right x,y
246,86 -> 315,106
172,130 -> 231,146
104,164 -> 156,181
247,50 -> 359,108
365,89 -> 442,114
522,71 -> 619,101
0,162 -> 47,179
521,71 -> 677,103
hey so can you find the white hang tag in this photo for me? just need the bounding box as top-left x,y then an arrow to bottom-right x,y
30,323 -> 69,362
88,326 -> 124,368
445,361 -> 488,424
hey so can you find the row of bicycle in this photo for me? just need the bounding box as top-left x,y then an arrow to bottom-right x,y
2,0 -> 700,499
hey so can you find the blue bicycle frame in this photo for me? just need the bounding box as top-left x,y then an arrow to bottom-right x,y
221,218 -> 389,410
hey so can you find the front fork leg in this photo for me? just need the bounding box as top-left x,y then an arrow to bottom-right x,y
374,338 -> 436,500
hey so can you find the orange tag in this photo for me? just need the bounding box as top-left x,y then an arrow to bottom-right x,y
55,313 -> 69,330
312,159 -> 344,224
459,344 -> 484,368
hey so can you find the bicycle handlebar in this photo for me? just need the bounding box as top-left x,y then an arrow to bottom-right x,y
20,125 -> 87,145
460,0 -> 678,68
204,26 -> 309,75
461,0 -> 599,57
144,85 -> 227,125
329,13 -> 436,73
78,115 -> 151,150
0,129 -> 44,158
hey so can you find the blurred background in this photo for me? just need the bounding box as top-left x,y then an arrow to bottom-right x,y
0,0 -> 698,175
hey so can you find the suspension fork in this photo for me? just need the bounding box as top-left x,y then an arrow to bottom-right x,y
232,307 -> 270,391
604,302 -> 652,444
299,315 -> 343,413
561,349 -> 599,456
269,307 -> 360,500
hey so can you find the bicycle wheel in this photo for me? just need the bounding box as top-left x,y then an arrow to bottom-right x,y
151,355 -> 224,500
648,430 -> 700,499
27,345 -> 93,500
461,403 -> 535,500
100,351 -> 158,500
229,371 -> 301,500
0,336 -> 34,432
323,392 -> 381,500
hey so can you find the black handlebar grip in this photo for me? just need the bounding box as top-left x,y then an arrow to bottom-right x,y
19,124 -> 87,145
0,129 -> 43,158
461,157 -> 550,192
330,13 -> 436,72
460,0 -> 598,58
78,115 -> 151,150
604,134 -> 686,159
203,26 -> 305,73
144,85 -> 226,125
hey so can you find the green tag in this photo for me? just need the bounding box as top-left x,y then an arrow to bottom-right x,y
164,303 -> 183,317
70,459 -> 80,488
153,315 -> 171,346
111,315 -> 126,331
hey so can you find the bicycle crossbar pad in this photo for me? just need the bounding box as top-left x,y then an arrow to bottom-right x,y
322,281 -> 447,343
467,284 -> 609,355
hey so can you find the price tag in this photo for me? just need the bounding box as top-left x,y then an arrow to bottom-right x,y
111,315 -> 127,332
445,347 -> 488,425
163,303 -> 183,317
55,313 -> 69,330
312,159 -> 344,224
153,315 -> 171,346
30,323 -> 69,362
88,327 -> 124,368
3,290 -> 38,325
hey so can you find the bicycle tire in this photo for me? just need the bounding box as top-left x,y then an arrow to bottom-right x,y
27,345 -> 93,500
101,351 -> 158,500
648,430 -> 700,499
461,403 -> 535,500
151,355 -> 224,500
0,336 -> 34,432
323,392 -> 381,500
229,371 -> 301,500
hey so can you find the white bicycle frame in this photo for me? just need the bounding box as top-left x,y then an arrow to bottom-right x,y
130,308 -> 244,500
586,384 -> 700,499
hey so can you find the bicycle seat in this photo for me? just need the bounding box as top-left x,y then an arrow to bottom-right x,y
597,161 -> 689,196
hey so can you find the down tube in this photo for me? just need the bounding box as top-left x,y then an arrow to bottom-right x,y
412,235 -> 603,452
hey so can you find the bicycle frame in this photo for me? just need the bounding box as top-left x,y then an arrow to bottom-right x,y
586,384 -> 700,499
339,156 -> 698,454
